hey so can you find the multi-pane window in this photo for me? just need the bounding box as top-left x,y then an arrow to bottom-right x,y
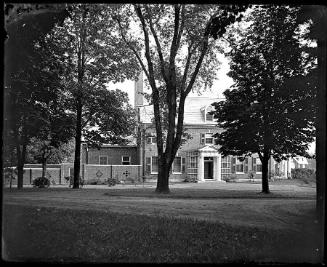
122,156 -> 131,165
99,156 -> 108,165
151,156 -> 158,174
206,113 -> 214,121
200,133 -> 214,145
173,157 -> 182,173
221,156 -> 231,179
187,152 -> 198,181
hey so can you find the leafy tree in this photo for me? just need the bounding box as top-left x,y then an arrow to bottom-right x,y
296,6 -> 327,256
114,4 -> 247,193
27,106 -> 75,179
4,4 -> 68,188
212,6 -> 317,193
43,4 -> 138,188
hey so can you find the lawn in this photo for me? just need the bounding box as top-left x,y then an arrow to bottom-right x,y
2,181 -> 322,263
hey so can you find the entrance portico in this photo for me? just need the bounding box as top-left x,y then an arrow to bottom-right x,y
197,145 -> 222,182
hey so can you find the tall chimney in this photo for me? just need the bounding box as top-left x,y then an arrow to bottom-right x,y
134,71 -> 143,108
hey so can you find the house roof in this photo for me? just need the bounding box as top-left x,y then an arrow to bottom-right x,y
293,157 -> 308,165
139,97 -> 223,125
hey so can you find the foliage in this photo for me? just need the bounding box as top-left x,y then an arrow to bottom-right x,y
4,4 -> 69,188
32,177 -> 50,188
212,6 -> 317,193
42,4 -> 139,187
108,178 -> 118,187
291,168 -> 316,183
114,4 -> 248,192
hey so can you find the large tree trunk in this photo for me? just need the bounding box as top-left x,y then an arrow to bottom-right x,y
73,99 -> 82,189
16,143 -> 26,189
155,156 -> 170,193
260,152 -> 270,194
316,10 -> 326,261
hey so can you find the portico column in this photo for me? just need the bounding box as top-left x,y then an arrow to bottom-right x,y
217,154 -> 222,181
198,153 -> 204,182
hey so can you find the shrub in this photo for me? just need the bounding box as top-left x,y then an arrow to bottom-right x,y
184,176 -> 197,183
225,174 -> 237,183
108,178 -> 118,187
32,177 -> 50,188
291,168 -> 316,183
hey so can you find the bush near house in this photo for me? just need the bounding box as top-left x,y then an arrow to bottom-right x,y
291,168 -> 316,184
224,174 -> 238,183
32,177 -> 50,188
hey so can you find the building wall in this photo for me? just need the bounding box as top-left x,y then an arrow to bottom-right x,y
81,146 -> 138,165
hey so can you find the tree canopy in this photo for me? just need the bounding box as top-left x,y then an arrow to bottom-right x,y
212,5 -> 317,193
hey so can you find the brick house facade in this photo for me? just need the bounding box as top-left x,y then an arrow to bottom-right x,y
136,96 -> 310,182
81,144 -> 138,165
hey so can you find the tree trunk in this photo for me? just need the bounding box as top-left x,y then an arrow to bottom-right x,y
73,99 -> 82,189
155,156 -> 170,193
261,153 -> 270,194
316,11 -> 326,261
16,143 -> 26,189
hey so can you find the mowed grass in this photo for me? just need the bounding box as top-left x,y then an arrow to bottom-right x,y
3,204 -> 320,263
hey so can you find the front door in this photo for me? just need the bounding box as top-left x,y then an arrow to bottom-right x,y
204,158 -> 213,179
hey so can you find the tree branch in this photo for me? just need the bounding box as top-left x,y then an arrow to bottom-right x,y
145,5 -> 168,83
114,15 -> 150,81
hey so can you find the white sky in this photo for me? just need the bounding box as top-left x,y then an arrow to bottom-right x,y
107,53 -> 233,106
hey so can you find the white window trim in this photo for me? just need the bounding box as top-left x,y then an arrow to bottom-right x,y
121,156 -> 131,165
204,133 -> 214,145
151,156 -> 158,174
172,156 -> 182,174
99,155 -> 108,165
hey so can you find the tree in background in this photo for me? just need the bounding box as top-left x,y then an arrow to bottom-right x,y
44,4 -> 138,188
114,4 -> 248,193
212,6 -> 317,193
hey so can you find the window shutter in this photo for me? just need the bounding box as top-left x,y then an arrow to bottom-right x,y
182,157 -> 186,173
244,158 -> 248,173
200,133 -> 205,144
146,157 -> 151,174
252,157 -> 256,172
231,157 -> 236,173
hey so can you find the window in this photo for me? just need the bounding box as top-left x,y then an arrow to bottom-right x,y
173,157 -> 182,174
146,157 -> 151,174
236,158 -> 244,173
200,133 -> 214,145
122,156 -> 131,165
255,158 -> 262,173
147,136 -> 156,144
221,156 -> 231,180
186,152 -> 198,181
99,156 -> 108,165
206,112 -> 214,121
151,156 -> 158,174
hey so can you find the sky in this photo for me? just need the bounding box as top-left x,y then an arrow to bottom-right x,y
107,53 -> 233,106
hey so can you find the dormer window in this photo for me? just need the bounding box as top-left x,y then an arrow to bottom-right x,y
206,113 -> 214,121
202,105 -> 214,123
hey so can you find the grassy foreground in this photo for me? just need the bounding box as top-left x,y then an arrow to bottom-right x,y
2,204 -> 320,263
